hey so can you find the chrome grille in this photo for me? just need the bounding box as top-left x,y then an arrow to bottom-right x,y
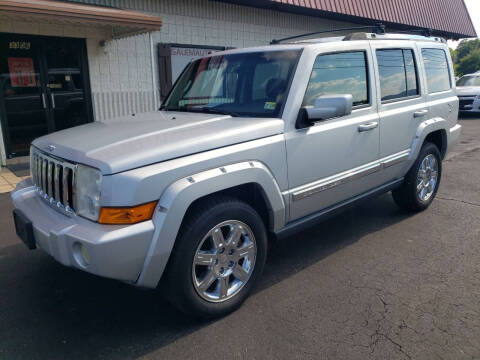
31,149 -> 77,214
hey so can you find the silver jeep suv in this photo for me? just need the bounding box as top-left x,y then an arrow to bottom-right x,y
12,31 -> 461,318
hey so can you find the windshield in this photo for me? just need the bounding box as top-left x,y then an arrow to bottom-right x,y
161,50 -> 301,117
457,75 -> 480,87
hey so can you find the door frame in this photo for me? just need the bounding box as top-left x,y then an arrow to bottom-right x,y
0,32 -> 94,158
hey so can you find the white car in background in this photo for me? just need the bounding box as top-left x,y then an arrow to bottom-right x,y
457,71 -> 480,113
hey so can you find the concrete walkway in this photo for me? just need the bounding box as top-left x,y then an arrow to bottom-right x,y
0,167 -> 28,193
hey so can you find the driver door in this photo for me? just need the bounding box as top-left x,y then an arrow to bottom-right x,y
285,44 -> 380,221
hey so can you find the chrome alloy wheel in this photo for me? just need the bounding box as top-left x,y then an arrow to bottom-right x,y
416,154 -> 438,202
192,220 -> 257,303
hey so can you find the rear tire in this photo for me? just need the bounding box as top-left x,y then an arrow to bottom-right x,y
392,142 -> 442,212
164,196 -> 267,318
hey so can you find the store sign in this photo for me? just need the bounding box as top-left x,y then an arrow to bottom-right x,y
9,41 -> 31,50
170,47 -> 220,82
7,57 -> 36,87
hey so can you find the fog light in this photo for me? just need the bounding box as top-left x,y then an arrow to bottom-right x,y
73,242 -> 89,267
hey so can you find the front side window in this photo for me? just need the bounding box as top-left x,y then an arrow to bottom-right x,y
162,50 -> 300,117
376,49 -> 419,102
421,48 -> 451,93
303,51 -> 369,107
457,75 -> 480,87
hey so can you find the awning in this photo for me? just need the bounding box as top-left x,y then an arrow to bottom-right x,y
0,0 -> 162,37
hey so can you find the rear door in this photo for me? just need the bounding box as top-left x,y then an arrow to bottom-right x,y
417,44 -> 458,131
370,41 -> 427,179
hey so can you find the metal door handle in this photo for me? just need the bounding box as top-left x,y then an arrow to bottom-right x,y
358,122 -> 378,132
50,93 -> 56,109
41,93 -> 47,109
414,109 -> 429,117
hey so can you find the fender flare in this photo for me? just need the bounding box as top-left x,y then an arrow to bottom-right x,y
136,161 -> 286,288
409,117 -> 448,162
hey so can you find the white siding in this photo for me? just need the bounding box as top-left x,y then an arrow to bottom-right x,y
86,33 -> 156,121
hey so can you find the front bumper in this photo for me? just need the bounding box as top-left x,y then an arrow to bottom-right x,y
458,97 -> 480,112
11,179 -> 155,284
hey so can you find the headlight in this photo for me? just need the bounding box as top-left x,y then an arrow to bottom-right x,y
75,164 -> 102,221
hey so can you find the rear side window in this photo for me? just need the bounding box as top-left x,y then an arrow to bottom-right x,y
421,48 -> 451,93
376,49 -> 419,102
303,51 -> 369,107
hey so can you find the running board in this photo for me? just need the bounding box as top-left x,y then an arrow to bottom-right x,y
275,178 -> 404,240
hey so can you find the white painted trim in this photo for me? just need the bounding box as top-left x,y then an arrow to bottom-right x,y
149,31 -> 158,110
0,113 -> 6,166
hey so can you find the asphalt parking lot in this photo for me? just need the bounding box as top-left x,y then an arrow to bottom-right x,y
1,116 -> 479,360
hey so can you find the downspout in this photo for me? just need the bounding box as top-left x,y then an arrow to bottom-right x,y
149,32 -> 159,110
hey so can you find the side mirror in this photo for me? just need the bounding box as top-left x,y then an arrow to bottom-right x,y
296,94 -> 353,129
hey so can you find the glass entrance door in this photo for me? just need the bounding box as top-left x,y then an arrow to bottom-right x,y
44,38 -> 90,132
0,34 -> 92,157
0,34 -> 49,156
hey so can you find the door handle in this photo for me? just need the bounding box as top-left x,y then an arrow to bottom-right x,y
358,122 -> 378,132
414,109 -> 429,118
41,93 -> 47,109
50,93 -> 56,109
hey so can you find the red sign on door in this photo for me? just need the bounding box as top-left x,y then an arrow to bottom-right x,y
7,57 -> 36,87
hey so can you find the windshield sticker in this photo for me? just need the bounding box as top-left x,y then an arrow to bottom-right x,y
264,102 -> 276,110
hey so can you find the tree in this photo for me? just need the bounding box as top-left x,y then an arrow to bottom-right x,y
456,49 -> 480,76
456,39 -> 480,60
451,39 -> 480,77
449,48 -> 457,63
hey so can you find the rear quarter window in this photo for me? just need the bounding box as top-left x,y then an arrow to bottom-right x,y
421,48 -> 451,94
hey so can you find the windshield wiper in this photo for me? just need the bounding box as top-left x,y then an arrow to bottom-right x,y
160,106 -> 241,117
188,106 -> 241,117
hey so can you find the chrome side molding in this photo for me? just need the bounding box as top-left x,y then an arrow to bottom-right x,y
292,150 -> 410,201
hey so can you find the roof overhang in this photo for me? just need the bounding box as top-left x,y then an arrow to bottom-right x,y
0,0 -> 162,37
216,0 -> 477,40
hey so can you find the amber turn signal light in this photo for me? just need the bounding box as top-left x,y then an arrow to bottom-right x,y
98,201 -> 157,224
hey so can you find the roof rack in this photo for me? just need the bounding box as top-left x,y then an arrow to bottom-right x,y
270,23 -> 439,45
270,23 -> 386,44
395,28 -> 433,37
343,32 -> 445,43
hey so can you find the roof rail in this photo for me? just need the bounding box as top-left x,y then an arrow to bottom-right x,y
270,23 -> 386,44
271,24 -> 443,45
395,28 -> 433,37
343,32 -> 446,43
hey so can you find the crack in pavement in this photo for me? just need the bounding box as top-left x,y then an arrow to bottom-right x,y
436,196 -> 480,208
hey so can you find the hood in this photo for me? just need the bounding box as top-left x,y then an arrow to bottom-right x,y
33,111 -> 284,174
456,86 -> 480,96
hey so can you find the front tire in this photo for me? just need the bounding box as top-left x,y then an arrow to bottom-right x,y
164,196 -> 267,318
392,142 -> 442,212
